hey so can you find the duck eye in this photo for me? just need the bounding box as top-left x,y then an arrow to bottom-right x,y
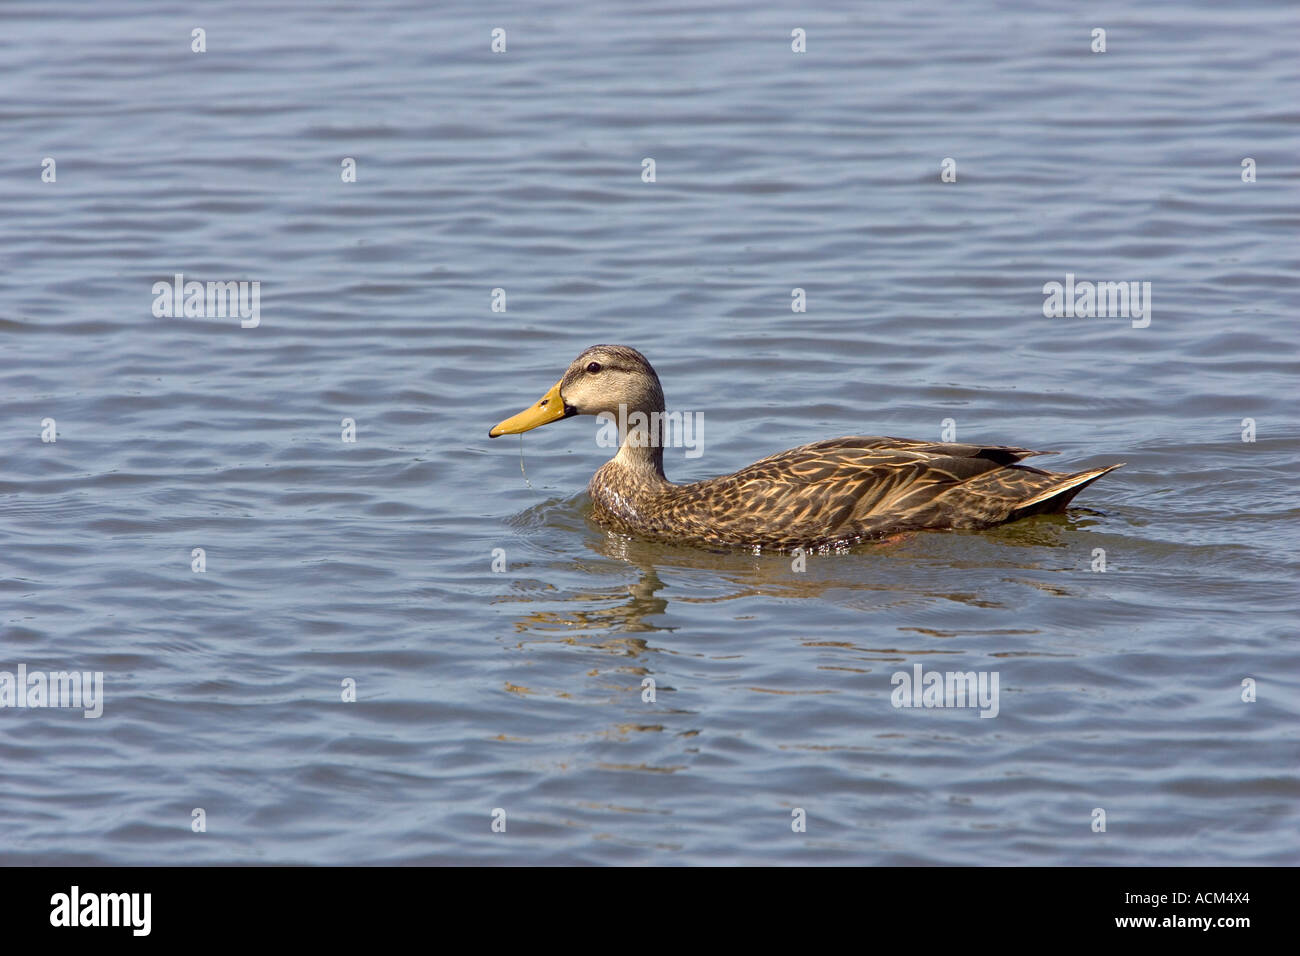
586,361 -> 602,373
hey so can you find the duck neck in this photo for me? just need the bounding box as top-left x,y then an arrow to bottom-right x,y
611,406 -> 667,480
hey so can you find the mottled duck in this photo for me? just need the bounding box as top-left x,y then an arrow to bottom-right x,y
489,345 -> 1122,551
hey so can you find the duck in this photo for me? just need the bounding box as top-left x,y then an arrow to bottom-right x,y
488,345 -> 1122,551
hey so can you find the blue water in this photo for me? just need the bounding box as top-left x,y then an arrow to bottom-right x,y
1,0 -> 1297,864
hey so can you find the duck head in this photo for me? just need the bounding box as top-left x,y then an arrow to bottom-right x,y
488,345 -> 665,438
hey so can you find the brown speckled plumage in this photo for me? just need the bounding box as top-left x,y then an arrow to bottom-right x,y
490,345 -> 1123,552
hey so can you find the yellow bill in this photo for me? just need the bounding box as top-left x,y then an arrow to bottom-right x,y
488,380 -> 570,437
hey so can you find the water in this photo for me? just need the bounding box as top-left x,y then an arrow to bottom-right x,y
1,0 -> 1297,864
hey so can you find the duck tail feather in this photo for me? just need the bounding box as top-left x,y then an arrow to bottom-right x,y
1011,463 -> 1125,517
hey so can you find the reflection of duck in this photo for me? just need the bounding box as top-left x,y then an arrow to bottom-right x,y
507,563 -> 671,638
490,345 -> 1122,551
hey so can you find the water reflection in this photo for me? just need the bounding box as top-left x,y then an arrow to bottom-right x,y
501,493 -> 1098,643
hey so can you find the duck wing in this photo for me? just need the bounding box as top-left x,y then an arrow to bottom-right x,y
666,436 -> 1114,548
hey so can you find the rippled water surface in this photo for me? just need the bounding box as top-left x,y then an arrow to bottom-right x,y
1,1 -> 1297,864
